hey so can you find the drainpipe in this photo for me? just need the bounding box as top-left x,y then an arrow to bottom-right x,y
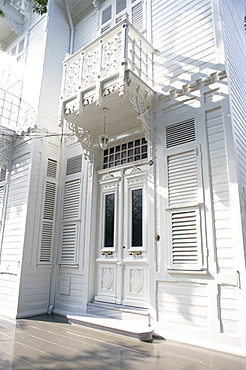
65,0 -> 74,54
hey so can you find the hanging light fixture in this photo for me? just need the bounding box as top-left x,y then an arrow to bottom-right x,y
98,107 -> 109,150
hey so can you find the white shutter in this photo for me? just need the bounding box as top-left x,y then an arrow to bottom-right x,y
66,154 -> 82,176
168,149 -> 198,207
61,223 -> 77,263
131,1 -> 143,32
0,186 -> 4,219
60,178 -> 81,264
39,181 -> 56,263
63,179 -> 80,219
166,134 -> 205,269
39,221 -> 53,262
171,209 -> 200,266
47,158 -> 57,178
166,119 -> 196,148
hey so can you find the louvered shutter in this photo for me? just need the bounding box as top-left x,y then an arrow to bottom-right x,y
63,179 -> 80,219
47,158 -> 57,178
131,1 -> 143,32
0,185 -> 4,228
61,223 -> 77,263
168,150 -> 198,207
39,159 -> 57,263
39,181 -> 56,263
60,179 -> 81,264
66,154 -> 82,176
166,119 -> 195,148
171,209 -> 201,266
166,120 -> 204,269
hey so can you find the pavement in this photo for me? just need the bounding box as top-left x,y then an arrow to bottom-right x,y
0,314 -> 246,369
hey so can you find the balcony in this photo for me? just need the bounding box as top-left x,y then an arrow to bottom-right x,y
60,18 -> 156,155
0,0 -> 29,37
0,87 -> 36,133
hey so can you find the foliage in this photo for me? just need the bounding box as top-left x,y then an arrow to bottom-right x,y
0,1 -> 48,17
32,0 -> 48,15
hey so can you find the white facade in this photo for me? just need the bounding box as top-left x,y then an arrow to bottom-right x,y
0,0 -> 246,356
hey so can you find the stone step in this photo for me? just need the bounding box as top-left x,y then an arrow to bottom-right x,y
67,313 -> 154,342
87,301 -> 150,326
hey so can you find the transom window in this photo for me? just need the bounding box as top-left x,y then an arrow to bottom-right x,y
103,137 -> 147,169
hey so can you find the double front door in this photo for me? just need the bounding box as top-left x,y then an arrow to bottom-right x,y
94,165 -> 148,308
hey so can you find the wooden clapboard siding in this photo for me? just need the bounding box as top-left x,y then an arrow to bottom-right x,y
74,11 -> 98,52
21,18 -> 46,111
218,285 -> 240,335
37,3 -> 70,132
220,0 -> 246,239
152,0 -> 216,90
55,274 -> 85,312
158,281 -> 209,331
19,270 -> 52,315
0,142 -> 31,317
205,108 -> 234,273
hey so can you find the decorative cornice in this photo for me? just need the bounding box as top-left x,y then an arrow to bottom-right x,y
162,70 -> 227,103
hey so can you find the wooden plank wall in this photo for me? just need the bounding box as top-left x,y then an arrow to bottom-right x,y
152,0 -> 217,92
220,0 -> 246,242
0,141 -> 31,317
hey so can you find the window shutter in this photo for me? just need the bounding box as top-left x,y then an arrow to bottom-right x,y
0,185 -> 4,223
166,130 -> 204,269
63,179 -> 80,219
61,223 -> 77,263
166,119 -> 195,148
66,154 -> 82,176
39,181 -> 56,263
131,1 -> 143,32
171,209 -> 200,266
60,179 -> 81,264
0,167 -> 6,182
47,158 -> 57,178
167,150 -> 198,207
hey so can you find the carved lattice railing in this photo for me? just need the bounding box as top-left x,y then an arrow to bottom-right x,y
0,87 -> 36,134
61,18 -> 154,106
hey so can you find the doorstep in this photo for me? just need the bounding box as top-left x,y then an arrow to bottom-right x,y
67,313 -> 154,342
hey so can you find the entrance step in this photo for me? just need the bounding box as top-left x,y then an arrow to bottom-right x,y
67,313 -> 154,342
87,301 -> 151,326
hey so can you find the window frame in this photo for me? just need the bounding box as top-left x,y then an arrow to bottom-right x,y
99,176 -> 120,254
124,170 -> 147,253
100,0 -> 145,34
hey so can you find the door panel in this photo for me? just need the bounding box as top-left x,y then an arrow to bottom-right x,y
95,165 -> 148,307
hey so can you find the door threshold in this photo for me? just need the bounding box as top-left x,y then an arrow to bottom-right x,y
67,313 -> 154,342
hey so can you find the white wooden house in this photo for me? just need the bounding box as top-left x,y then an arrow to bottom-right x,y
0,0 -> 246,355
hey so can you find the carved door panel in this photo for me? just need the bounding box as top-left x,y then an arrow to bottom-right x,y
95,166 -> 148,308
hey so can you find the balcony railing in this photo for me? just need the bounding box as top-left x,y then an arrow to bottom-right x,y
61,18 -> 155,110
0,87 -> 36,134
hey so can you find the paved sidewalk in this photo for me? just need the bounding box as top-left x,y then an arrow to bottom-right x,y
0,314 -> 246,369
